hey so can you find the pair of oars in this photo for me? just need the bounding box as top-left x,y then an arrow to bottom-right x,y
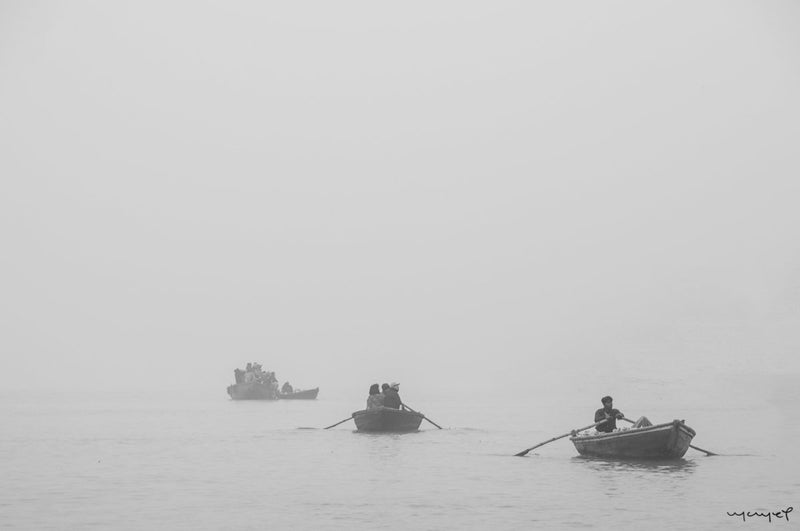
514,417 -> 718,457
323,403 -> 443,430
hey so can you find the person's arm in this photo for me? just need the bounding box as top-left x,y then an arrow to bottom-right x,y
615,409 -> 624,419
594,409 -> 606,422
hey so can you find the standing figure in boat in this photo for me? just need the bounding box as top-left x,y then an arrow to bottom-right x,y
267,372 -> 279,395
244,363 -> 256,383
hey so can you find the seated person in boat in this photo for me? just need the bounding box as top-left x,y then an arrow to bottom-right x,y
595,396 -> 654,431
594,396 -> 624,432
282,381 -> 294,394
366,383 -> 384,409
382,382 -> 402,409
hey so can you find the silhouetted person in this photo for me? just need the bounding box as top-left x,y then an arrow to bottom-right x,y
382,382 -> 401,409
282,382 -> 294,394
595,396 -> 623,432
366,383 -> 383,409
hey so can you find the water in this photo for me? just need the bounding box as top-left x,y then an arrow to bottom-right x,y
1,383 -> 797,530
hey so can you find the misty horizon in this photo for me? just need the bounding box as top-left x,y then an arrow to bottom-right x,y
1,1 -> 798,398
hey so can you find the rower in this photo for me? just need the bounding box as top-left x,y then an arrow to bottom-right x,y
594,396 -> 624,432
382,382 -> 401,409
595,396 -> 653,431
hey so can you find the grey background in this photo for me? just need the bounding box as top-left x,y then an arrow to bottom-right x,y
1,1 -> 798,396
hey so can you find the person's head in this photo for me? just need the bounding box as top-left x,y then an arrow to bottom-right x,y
390,382 -> 400,391
369,383 -> 380,395
601,396 -> 613,409
381,383 -> 389,391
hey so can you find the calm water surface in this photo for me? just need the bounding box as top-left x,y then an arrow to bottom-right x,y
1,385 -> 797,530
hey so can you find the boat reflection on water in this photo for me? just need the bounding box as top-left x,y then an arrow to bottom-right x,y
569,456 -> 699,504
572,455 -> 698,476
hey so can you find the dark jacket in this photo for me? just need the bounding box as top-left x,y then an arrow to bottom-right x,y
383,388 -> 401,409
594,407 -> 623,432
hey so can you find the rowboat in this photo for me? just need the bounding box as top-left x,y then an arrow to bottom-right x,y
278,387 -> 319,400
352,407 -> 424,432
226,382 -> 279,400
570,420 -> 696,459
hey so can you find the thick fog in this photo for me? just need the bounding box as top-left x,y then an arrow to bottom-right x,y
1,1 -> 798,398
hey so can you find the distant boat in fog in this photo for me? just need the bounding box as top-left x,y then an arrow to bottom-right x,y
227,381 -> 279,400
228,363 -> 318,400
278,387 -> 319,400
227,382 -> 320,400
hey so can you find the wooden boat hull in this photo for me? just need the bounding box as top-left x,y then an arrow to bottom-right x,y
226,382 -> 279,400
352,407 -> 424,432
278,387 -> 319,400
570,420 -> 696,459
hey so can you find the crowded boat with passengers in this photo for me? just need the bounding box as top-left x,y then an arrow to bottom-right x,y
227,362 -> 319,400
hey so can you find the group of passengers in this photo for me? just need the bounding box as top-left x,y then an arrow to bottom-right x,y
366,382 -> 403,410
234,363 -> 296,395
234,362 -> 277,386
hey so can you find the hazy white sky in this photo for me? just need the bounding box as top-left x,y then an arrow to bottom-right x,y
1,1 -> 798,395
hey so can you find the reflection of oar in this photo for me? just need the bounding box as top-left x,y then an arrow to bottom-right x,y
620,417 -> 718,456
402,403 -> 443,429
324,415 -> 354,430
515,419 -> 610,457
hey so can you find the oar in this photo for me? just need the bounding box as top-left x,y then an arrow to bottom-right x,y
619,417 -> 718,456
688,444 -> 717,456
402,403 -> 443,430
515,419 -> 610,457
324,415 -> 353,430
